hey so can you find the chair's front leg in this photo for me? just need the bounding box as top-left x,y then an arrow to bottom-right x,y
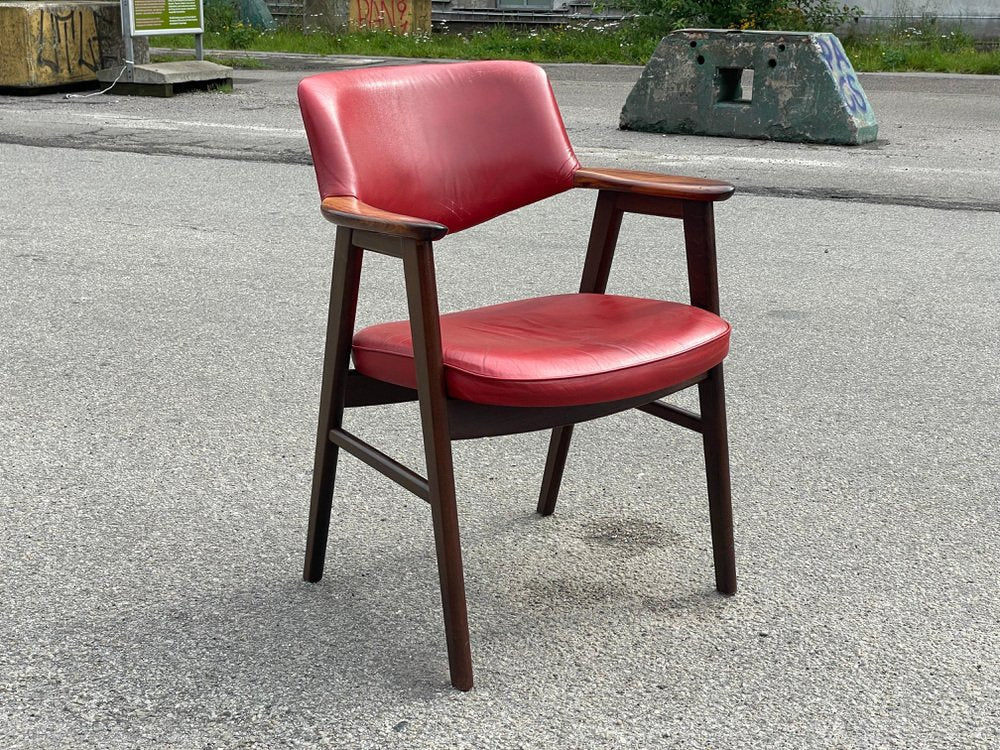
698,364 -> 736,595
305,228 -> 363,582
682,201 -> 721,315
402,241 -> 474,691
682,202 -> 736,594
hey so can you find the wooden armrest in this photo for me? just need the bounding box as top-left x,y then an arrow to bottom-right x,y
320,196 -> 449,241
573,167 -> 735,202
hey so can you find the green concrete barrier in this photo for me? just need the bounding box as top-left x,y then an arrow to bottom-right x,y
0,0 -> 146,90
621,29 -> 878,146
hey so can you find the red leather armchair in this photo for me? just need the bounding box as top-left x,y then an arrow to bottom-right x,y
298,61 -> 736,691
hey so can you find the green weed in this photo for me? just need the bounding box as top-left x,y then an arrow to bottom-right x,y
842,17 -> 1000,74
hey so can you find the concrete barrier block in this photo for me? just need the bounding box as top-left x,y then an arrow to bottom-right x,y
621,29 -> 878,146
0,0 -> 146,89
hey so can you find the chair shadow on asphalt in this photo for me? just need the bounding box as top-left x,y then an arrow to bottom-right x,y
61,510 -> 730,703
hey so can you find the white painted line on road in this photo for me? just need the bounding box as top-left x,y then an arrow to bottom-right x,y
1,109 -> 305,137
577,148 -> 1000,177
661,153 -> 845,168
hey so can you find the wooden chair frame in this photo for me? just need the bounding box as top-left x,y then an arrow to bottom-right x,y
303,172 -> 736,691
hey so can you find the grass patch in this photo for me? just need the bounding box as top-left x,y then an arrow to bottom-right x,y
843,26 -> 1000,74
150,23 -> 660,66
151,21 -> 1000,73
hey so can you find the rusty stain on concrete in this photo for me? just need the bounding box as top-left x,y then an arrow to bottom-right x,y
621,29 -> 879,146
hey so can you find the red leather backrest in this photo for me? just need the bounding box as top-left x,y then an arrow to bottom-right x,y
298,61 -> 581,235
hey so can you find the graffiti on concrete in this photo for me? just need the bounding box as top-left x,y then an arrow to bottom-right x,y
815,36 -> 868,114
352,0 -> 412,33
35,8 -> 103,76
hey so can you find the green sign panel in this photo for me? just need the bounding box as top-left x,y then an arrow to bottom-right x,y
128,0 -> 204,36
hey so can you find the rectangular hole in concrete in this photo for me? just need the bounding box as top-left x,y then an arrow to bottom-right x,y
717,67 -> 752,104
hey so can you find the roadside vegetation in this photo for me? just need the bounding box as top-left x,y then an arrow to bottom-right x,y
845,26 -> 1000,74
150,0 -> 1000,74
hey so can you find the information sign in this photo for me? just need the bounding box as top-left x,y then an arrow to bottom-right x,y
128,0 -> 204,36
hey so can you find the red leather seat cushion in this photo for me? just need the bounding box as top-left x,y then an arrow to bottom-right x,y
352,294 -> 730,407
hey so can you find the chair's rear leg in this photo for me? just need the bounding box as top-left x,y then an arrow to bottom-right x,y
537,425 -> 574,516
304,232 -> 363,583
698,364 -> 736,595
537,192 -> 623,517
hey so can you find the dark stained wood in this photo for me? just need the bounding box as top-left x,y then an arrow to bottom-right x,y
574,167 -> 735,202
680,201 -> 736,594
636,400 -> 703,433
349,229 -> 408,258
328,427 -> 430,501
615,193 -> 686,220
402,241 -> 474,692
537,425 -> 572,517
303,228 -> 363,583
321,196 -> 449,241
344,366 -> 707,439
344,370 -> 418,407
579,191 -> 624,294
450,376 -> 705,440
682,202 -> 721,315
698,365 -> 736,595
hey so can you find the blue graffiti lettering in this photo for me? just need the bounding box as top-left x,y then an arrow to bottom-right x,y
816,37 -> 834,70
832,42 -> 853,74
845,75 -> 867,113
838,74 -> 868,114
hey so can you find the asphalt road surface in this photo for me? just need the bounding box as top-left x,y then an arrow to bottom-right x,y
1,58 -> 998,749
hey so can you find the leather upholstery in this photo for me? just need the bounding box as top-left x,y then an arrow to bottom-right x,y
298,61 -> 581,235
352,294 -> 731,407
